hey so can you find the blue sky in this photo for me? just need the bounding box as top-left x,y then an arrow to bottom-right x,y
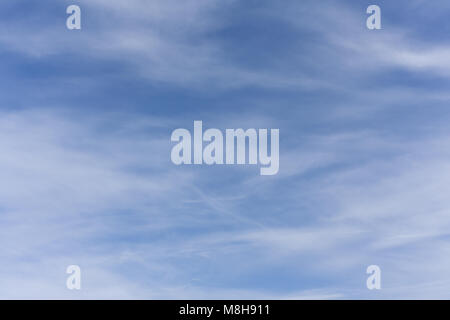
1,0 -> 450,299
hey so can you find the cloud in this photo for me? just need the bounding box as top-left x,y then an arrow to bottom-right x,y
1,0 -> 450,299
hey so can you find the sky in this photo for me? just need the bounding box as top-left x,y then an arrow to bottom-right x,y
0,0 -> 450,299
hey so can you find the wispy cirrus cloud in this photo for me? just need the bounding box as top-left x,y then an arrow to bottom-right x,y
0,0 -> 450,299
